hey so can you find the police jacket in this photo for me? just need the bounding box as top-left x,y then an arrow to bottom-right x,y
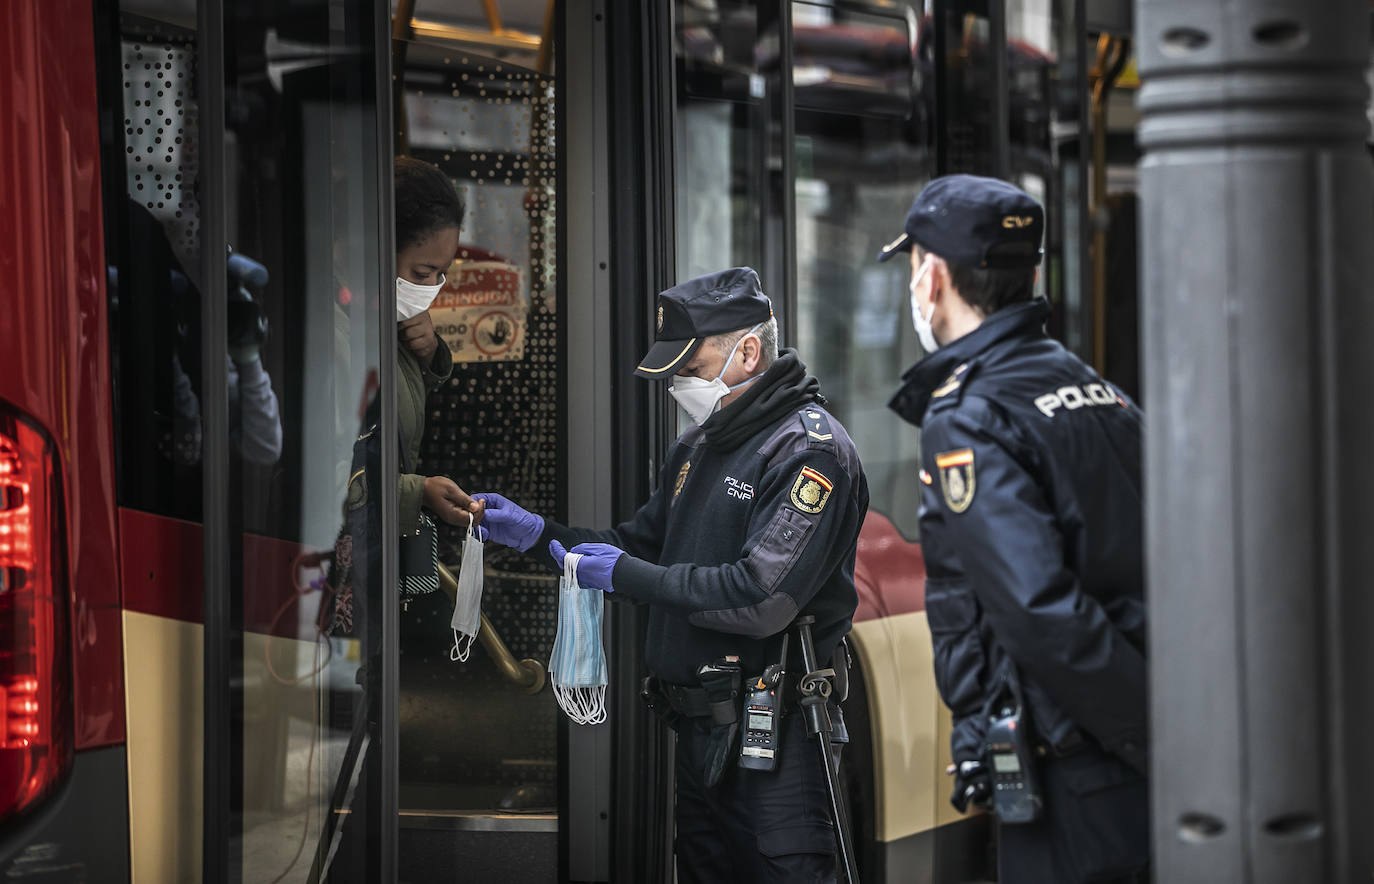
889,299 -> 1147,774
541,350 -> 869,685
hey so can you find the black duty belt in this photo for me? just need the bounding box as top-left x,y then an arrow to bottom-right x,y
651,679 -> 760,726
661,682 -> 713,719
1035,727 -> 1090,759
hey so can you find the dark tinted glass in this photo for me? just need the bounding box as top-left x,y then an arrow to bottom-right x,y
220,2 -> 390,880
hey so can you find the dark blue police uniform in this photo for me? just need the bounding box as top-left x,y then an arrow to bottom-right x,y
538,268 -> 869,882
883,177 -> 1150,884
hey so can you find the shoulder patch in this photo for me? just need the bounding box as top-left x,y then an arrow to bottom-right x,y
790,465 -> 834,514
799,407 -> 833,443
931,362 -> 970,399
346,468 -> 368,511
934,448 -> 975,513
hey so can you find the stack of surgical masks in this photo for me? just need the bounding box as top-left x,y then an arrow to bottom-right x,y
449,515 -> 484,662
548,552 -> 608,725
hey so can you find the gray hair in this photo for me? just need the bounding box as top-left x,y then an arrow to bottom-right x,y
709,316 -> 779,370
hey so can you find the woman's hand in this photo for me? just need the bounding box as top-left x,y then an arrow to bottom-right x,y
399,311 -> 439,364
423,476 -> 485,527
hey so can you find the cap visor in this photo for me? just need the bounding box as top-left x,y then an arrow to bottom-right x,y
876,232 -> 913,263
634,337 -> 701,379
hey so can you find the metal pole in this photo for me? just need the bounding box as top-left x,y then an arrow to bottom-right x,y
198,0 -> 231,879
794,616 -> 859,884
1136,1 -> 1374,882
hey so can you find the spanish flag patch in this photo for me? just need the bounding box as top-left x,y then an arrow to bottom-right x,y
935,448 -> 975,513
790,465 -> 834,514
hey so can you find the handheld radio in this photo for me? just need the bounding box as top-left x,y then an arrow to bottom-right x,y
984,698 -> 1043,823
739,635 -> 789,771
738,673 -> 781,770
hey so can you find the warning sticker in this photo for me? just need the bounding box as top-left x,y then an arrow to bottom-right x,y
429,260 -> 529,363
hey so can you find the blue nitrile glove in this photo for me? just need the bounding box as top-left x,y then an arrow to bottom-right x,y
549,540 -> 624,592
473,492 -> 544,551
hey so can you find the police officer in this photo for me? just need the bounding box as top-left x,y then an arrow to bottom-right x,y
474,267 -> 869,883
879,176 -> 1148,883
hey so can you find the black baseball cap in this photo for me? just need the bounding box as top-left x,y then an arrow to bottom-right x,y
634,267 -> 775,380
877,174 -> 1044,269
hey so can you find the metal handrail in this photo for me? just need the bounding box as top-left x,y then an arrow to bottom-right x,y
437,561 -> 546,694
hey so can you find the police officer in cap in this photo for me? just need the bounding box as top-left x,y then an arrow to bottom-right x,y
880,175 -> 1149,883
473,267 -> 869,882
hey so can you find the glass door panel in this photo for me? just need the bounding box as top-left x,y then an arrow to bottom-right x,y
220,1 -> 392,881
393,10 -> 564,881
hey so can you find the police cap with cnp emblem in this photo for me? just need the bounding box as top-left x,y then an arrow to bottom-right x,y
877,174 -> 1044,269
635,267 -> 774,379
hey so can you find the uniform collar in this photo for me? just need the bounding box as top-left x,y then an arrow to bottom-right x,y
888,297 -> 1051,427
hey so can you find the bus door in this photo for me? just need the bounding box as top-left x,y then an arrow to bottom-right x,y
386,7 -> 570,881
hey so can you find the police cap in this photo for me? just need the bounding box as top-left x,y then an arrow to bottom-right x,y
634,267 -> 774,380
877,174 -> 1044,269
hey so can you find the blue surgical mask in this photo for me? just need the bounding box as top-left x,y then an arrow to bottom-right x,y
548,552 -> 608,725
668,324 -> 764,425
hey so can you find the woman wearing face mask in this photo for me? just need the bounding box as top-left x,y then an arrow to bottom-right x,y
393,156 -> 484,531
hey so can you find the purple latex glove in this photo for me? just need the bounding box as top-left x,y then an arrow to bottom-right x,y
549,539 -> 624,592
472,492 -> 545,552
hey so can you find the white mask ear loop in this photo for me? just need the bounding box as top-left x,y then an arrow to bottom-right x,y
910,257 -> 941,353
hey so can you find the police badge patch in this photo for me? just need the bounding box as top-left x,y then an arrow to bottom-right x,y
673,460 -> 691,498
935,448 -> 975,513
790,466 -> 833,514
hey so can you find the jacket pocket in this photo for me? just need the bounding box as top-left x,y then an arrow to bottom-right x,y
745,507 -> 815,595
924,577 -> 987,719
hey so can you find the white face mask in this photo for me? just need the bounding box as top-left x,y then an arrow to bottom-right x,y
396,273 -> 446,321
909,259 -> 939,354
669,324 -> 763,425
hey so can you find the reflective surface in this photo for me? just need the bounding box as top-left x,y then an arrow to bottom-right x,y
221,3 -> 390,880
674,0 -> 790,335
791,1 -> 930,539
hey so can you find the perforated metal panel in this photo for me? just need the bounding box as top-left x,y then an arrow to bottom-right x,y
122,34 -> 199,265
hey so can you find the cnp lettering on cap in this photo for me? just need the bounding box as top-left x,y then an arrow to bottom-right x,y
877,174 -> 1045,269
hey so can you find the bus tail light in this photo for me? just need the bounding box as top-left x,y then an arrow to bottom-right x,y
0,405 -> 72,822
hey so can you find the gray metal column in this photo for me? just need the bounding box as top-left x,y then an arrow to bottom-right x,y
564,0 -> 613,879
1136,2 -> 1374,882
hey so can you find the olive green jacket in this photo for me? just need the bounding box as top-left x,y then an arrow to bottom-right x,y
398,333 -> 453,534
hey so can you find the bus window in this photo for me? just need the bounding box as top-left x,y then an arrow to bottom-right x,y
104,12 -> 209,524
675,0 -> 791,334
790,1 -> 931,540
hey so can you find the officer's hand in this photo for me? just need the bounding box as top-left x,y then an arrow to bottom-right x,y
472,492 -> 545,551
549,540 -> 624,592
423,476 -> 486,534
947,759 -> 991,813
399,311 -> 439,364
